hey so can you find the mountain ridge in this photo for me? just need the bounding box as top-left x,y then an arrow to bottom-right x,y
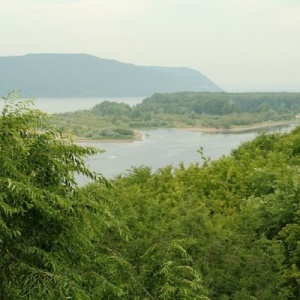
0,53 -> 222,97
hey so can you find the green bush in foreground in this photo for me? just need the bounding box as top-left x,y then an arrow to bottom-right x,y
0,93 -> 123,299
0,93 -> 208,299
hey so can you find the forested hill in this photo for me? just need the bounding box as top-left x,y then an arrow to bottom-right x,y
0,53 -> 222,97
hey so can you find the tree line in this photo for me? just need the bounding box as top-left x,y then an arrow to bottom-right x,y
53,91 -> 300,139
139,91 -> 300,115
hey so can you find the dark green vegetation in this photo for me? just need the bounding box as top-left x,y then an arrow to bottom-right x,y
0,54 -> 221,97
2,93 -> 300,299
53,91 -> 300,139
54,101 -> 137,140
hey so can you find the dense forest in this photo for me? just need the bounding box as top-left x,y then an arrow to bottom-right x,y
53,91 -> 300,139
1,93 -> 300,299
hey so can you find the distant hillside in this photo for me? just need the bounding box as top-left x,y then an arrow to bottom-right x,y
0,54 -> 222,97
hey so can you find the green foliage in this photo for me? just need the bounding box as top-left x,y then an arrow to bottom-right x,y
138,91 -> 300,115
4,91 -> 300,298
0,92 -> 211,299
92,101 -> 131,117
0,92 -> 129,299
95,124 -> 300,299
53,108 -> 135,140
52,92 -> 300,139
85,166 -> 209,299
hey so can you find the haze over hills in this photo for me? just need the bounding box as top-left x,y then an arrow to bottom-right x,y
0,54 -> 222,98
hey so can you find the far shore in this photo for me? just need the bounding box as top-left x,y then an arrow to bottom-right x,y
182,120 -> 298,134
74,120 -> 298,143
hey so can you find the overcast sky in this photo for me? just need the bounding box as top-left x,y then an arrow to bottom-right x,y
1,0 -> 299,91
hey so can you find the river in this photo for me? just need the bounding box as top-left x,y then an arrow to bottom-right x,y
1,97 -> 296,182
78,125 -> 294,183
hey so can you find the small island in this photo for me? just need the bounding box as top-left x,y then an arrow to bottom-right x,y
52,91 -> 300,141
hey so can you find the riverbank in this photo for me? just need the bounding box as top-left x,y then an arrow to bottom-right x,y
74,120 -> 299,143
182,120 -> 298,134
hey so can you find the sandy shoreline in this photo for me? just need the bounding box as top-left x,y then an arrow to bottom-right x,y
181,120 -> 298,133
74,120 -> 298,143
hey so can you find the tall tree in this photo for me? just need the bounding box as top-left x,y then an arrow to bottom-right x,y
0,92 -> 120,299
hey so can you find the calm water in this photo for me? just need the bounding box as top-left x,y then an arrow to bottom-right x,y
78,129 -> 257,180
0,96 -> 144,113
78,124 -> 294,183
34,97 -> 144,112
1,97 -> 295,182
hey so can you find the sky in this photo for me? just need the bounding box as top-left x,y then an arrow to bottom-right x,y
1,0 -> 300,91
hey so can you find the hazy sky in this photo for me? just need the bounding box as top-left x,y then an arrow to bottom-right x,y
1,0 -> 300,91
